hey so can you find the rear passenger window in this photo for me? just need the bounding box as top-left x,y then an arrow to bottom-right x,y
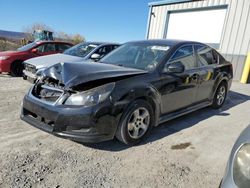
57,44 -> 72,52
113,45 -> 119,50
212,50 -> 224,64
195,45 -> 216,66
169,45 -> 196,70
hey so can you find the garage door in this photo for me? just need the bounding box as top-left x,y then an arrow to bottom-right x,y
166,8 -> 227,48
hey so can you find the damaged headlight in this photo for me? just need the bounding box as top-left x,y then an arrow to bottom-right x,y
233,143 -> 250,188
65,82 -> 115,106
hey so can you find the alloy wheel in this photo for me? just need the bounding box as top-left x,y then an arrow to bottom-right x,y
217,85 -> 226,105
127,107 -> 150,139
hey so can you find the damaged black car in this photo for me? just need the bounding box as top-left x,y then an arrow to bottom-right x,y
21,40 -> 233,145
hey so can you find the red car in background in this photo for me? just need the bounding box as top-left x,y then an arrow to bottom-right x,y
0,41 -> 73,76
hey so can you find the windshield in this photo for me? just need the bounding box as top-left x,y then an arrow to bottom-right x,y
63,43 -> 98,58
17,42 -> 37,51
101,43 -> 171,71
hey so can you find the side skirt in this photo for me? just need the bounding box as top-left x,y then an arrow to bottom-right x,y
158,101 -> 212,125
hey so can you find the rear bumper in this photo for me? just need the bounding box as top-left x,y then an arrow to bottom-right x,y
228,77 -> 233,90
21,92 -> 120,143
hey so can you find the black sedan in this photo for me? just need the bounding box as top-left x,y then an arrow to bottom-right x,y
21,40 -> 233,145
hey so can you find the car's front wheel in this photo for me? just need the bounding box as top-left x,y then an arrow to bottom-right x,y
212,81 -> 227,109
10,61 -> 24,77
115,99 -> 155,145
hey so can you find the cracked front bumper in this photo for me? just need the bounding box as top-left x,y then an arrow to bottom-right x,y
20,93 -> 120,143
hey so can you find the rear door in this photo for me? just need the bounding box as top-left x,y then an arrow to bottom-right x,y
159,44 -> 200,114
194,44 -> 217,102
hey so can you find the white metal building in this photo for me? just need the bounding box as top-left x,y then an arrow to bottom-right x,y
146,0 -> 250,81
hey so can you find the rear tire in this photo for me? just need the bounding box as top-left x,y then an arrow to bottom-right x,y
10,61 -> 24,77
212,81 -> 227,109
115,99 -> 155,145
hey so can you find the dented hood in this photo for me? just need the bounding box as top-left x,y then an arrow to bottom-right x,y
42,61 -> 147,89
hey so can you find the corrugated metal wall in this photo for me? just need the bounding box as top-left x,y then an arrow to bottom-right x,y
147,0 -> 250,81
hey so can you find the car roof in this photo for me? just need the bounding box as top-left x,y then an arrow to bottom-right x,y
84,41 -> 120,46
35,40 -> 73,45
126,39 -> 204,47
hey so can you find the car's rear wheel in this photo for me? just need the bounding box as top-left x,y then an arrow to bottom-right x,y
115,99 -> 155,145
10,61 -> 24,77
212,81 -> 227,109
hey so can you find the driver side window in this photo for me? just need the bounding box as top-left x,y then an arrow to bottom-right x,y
36,44 -> 44,53
168,45 -> 196,70
35,43 -> 56,53
95,46 -> 112,58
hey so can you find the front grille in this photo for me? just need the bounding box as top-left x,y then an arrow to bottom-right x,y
32,84 -> 64,104
25,64 -> 36,74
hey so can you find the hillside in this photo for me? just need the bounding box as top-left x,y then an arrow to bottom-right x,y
0,30 -> 25,51
0,29 -> 27,39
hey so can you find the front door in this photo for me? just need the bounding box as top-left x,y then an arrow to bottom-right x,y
157,44 -> 200,114
35,43 -> 57,56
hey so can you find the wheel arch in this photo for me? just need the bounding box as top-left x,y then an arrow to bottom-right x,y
11,59 -> 23,64
212,75 -> 229,100
114,84 -> 161,127
10,59 -> 24,76
10,59 -> 24,70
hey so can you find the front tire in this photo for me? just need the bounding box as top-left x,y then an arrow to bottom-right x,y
10,61 -> 24,77
212,82 -> 227,109
115,99 -> 155,145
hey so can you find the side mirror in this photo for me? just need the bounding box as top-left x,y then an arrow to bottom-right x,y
90,53 -> 101,61
31,48 -> 38,53
165,62 -> 185,73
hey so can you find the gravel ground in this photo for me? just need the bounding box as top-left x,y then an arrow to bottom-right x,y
0,75 -> 250,188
